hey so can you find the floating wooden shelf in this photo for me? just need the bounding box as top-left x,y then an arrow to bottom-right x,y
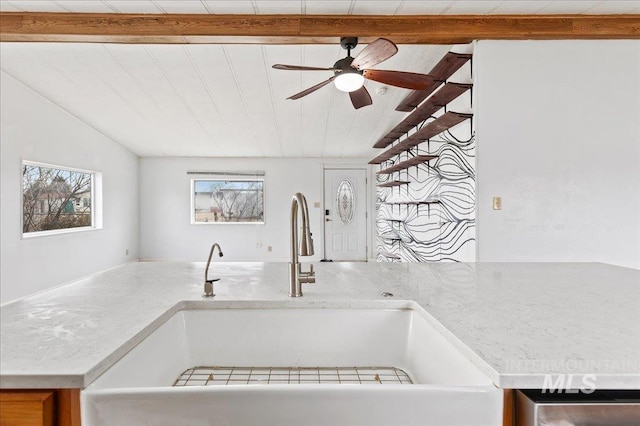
374,83 -> 472,149
377,180 -> 410,188
379,251 -> 401,260
383,200 -> 440,205
369,112 -> 472,164
378,232 -> 401,241
376,155 -> 439,174
396,52 -> 472,112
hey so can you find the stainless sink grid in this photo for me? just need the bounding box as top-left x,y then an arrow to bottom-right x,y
173,367 -> 413,386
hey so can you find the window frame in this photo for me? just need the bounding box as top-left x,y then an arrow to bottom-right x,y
21,160 -> 102,238
190,178 -> 265,225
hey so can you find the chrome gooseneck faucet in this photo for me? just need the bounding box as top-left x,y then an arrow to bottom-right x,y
203,243 -> 223,298
289,193 -> 315,297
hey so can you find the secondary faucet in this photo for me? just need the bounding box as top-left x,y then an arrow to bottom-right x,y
203,243 -> 223,298
289,192 -> 315,297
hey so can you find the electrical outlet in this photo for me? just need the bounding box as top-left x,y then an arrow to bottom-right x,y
267,246 -> 272,252
492,197 -> 502,210
125,249 -> 129,256
314,202 -> 321,208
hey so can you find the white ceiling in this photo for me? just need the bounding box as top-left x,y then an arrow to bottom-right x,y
1,42 -> 454,157
1,1 -> 638,158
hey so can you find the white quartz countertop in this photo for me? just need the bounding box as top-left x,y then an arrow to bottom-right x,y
1,261 -> 639,390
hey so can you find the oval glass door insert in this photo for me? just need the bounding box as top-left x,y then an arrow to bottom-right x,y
336,180 -> 355,225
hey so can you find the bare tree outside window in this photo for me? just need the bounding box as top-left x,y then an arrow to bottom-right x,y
192,180 -> 264,224
22,163 -> 94,234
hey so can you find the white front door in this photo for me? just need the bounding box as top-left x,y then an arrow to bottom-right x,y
323,168 -> 367,261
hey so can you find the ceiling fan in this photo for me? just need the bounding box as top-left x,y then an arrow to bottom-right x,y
272,37 -> 432,109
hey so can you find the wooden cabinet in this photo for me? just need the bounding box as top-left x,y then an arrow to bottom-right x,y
0,390 -> 80,426
503,389 -> 514,426
0,391 -> 53,426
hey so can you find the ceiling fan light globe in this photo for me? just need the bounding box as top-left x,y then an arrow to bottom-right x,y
334,73 -> 365,92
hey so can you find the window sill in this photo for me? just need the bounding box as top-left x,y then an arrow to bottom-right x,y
22,226 -> 102,239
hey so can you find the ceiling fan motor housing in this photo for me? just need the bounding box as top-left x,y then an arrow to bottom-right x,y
333,56 -> 363,78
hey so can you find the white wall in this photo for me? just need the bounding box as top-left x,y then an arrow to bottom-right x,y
475,40 -> 640,269
0,73 -> 139,303
139,157 -> 372,262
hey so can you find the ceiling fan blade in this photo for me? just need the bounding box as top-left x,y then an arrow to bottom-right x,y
349,86 -> 373,109
287,76 -> 335,100
350,38 -> 398,70
273,64 -> 338,71
363,69 -> 433,91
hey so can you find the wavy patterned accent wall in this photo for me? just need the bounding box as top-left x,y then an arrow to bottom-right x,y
376,125 -> 476,262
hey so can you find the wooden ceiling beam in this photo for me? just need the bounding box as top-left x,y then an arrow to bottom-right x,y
1,13 -> 639,44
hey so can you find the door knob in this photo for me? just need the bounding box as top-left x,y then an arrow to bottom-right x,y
325,218 -> 332,222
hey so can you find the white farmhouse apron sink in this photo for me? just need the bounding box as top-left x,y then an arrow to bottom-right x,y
82,304 -> 501,425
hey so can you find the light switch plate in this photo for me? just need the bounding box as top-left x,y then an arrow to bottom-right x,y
492,197 -> 502,210
314,202 -> 321,208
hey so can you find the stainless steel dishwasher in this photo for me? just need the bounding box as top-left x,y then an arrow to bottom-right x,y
516,390 -> 640,425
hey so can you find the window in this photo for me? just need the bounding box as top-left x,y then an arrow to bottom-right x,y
22,161 -> 98,236
336,179 -> 355,225
192,179 -> 264,224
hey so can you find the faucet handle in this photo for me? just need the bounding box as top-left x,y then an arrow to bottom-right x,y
300,274 -> 315,284
299,263 -> 315,284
